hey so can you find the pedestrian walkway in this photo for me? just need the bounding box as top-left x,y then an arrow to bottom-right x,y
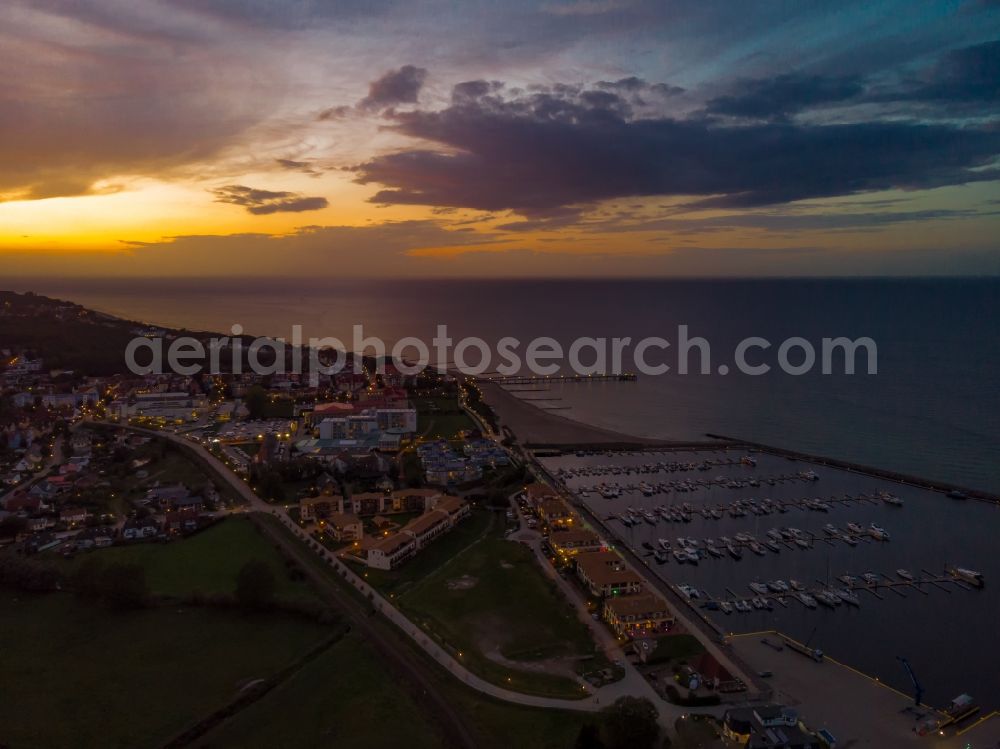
88,420 -> 697,734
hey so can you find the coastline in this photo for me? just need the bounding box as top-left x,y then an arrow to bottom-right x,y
480,380 -> 999,502
478,381 -> 724,447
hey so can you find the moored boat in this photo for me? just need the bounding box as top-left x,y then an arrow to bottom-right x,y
948,566 -> 985,587
796,592 -> 817,609
868,523 -> 890,541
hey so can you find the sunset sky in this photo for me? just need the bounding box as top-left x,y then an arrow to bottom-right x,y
2,0 -> 999,277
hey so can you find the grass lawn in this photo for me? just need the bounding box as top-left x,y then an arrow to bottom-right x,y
250,516 -> 603,748
446,689 -> 600,749
0,591 -> 332,749
193,632 -> 445,749
648,633 -> 707,663
413,395 -> 476,439
56,517 -> 321,602
393,513 -> 598,698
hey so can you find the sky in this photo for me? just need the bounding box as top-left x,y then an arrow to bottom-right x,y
1,0 -> 999,278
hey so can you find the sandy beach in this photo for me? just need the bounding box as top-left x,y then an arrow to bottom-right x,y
479,381 -> 725,447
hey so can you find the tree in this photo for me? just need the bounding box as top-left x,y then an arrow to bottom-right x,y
0,515 -> 27,539
245,385 -> 268,420
574,723 -> 606,749
602,697 -> 660,749
236,560 -> 276,610
257,470 -> 286,503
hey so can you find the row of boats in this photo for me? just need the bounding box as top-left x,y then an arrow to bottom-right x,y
580,470 -> 820,499
608,491 -> 900,525
830,521 -> 890,542
678,581 -> 860,612
748,579 -> 861,608
688,567 -> 986,615
555,456 -> 750,479
638,523 -> 890,564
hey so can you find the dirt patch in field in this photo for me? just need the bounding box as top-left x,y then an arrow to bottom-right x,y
446,575 -> 478,590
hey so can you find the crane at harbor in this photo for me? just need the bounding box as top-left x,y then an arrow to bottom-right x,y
897,656 -> 924,707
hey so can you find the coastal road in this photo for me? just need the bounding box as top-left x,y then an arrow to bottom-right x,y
505,501 -> 684,725
82,420 -> 685,732
510,438 -> 768,706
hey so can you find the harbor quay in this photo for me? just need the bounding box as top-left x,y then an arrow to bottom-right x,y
527,441 -> 998,737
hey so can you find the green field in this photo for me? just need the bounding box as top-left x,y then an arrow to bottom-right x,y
249,515 -> 603,748
388,512 -> 597,698
413,395 -> 476,439
57,517 -> 320,602
446,689 -> 600,749
194,633 -> 445,749
0,592 -> 332,749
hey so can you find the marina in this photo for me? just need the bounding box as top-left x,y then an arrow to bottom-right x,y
679,566 -> 980,615
537,445 -> 1000,708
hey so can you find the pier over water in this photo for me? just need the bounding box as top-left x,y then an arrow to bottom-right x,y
479,372 -> 637,385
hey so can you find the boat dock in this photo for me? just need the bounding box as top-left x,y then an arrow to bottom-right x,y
704,434 -> 1000,504
480,372 -> 637,385
693,568 -> 980,613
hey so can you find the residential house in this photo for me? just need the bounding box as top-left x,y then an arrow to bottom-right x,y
549,529 -> 603,557
147,484 -> 191,511
603,593 -> 674,638
164,508 -> 200,534
363,497 -> 469,569
321,512 -> 363,542
75,526 -> 115,550
122,517 -> 161,540
523,482 -> 558,509
26,516 -> 54,532
60,506 -> 89,527
168,494 -> 204,513
390,487 -> 442,513
350,492 -> 388,516
366,533 -> 417,570
574,550 -> 643,598
432,495 -> 471,524
538,498 -> 576,529
300,494 -> 346,522
400,510 -> 451,549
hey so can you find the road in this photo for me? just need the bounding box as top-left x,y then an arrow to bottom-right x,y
83,421 -> 684,733
506,500 -> 681,722
519,442 -> 767,704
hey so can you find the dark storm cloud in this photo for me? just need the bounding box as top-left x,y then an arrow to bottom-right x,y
211,185 -> 329,214
889,39 -> 1000,105
705,73 -> 865,120
354,83 -> 1000,216
706,40 -> 1000,122
596,76 -> 685,101
359,65 -> 429,110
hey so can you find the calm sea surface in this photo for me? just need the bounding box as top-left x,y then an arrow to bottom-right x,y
15,277 -> 999,493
